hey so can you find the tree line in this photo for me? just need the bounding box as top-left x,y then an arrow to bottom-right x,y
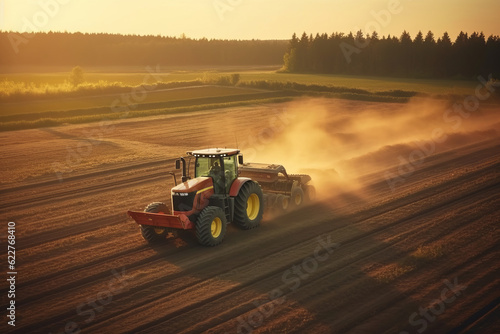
0,31 -> 287,67
1,30 -> 498,80
283,31 -> 500,79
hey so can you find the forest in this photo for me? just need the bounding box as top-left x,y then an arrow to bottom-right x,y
1,30 -> 499,80
282,31 -> 500,79
0,31 -> 287,67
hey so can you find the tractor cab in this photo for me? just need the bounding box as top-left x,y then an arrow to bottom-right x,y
170,148 -> 244,217
188,148 -> 243,194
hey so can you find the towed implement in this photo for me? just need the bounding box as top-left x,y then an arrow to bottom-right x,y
127,148 -> 314,247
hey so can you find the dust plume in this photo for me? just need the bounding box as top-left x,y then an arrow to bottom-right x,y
250,97 -> 499,199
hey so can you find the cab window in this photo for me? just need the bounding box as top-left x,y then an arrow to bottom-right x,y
223,155 -> 238,192
195,157 -> 218,177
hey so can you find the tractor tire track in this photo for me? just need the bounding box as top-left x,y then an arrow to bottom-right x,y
11,167 -> 497,334
13,161 -> 497,306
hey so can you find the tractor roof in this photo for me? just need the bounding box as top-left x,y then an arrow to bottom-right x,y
188,148 -> 240,158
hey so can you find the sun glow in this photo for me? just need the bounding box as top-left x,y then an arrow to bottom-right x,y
2,0 -> 499,40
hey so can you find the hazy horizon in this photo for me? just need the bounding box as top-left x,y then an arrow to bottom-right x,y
2,0 -> 499,40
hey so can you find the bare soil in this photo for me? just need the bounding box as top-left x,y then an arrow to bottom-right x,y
0,97 -> 498,334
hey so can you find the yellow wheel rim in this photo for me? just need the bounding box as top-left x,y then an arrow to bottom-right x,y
154,227 -> 165,235
247,193 -> 260,220
211,217 -> 222,238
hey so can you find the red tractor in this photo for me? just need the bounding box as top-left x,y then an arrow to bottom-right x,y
127,148 -> 314,246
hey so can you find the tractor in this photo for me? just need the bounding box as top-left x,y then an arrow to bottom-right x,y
127,148 -> 314,247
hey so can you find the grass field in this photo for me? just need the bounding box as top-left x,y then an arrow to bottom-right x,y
0,66 -> 488,131
0,85 -> 267,116
242,71 -> 477,95
1,65 -> 479,95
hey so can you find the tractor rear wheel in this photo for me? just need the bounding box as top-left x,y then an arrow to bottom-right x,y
234,181 -> 264,229
140,202 -> 170,243
196,206 -> 227,246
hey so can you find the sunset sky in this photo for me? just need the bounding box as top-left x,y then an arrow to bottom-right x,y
2,0 -> 500,40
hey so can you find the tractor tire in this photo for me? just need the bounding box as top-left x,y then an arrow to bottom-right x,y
140,202 -> 169,243
195,206 -> 227,246
276,194 -> 290,213
304,185 -> 316,202
291,186 -> 305,208
233,181 -> 264,230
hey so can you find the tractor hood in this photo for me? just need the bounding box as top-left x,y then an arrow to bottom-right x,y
171,177 -> 213,194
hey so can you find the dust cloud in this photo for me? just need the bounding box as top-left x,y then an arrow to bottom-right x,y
249,97 -> 499,199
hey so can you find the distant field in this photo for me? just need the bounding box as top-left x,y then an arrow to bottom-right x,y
0,84 -> 293,131
0,66 -> 487,131
241,72 -> 478,95
0,85 -> 266,116
0,66 -> 478,95
1,71 -> 193,86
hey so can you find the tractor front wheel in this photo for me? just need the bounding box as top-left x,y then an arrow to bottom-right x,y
196,206 -> 227,246
140,202 -> 170,243
234,181 -> 264,229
